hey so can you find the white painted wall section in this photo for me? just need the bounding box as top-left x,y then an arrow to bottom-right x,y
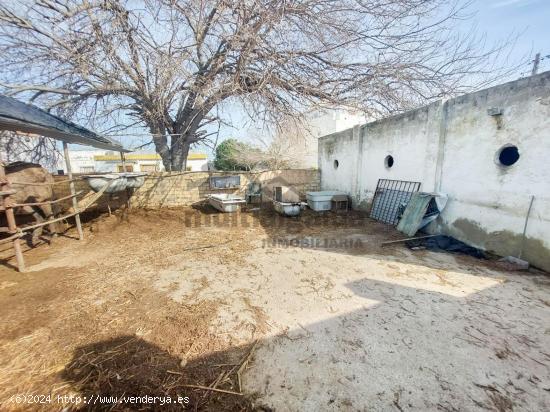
318,71 -> 550,271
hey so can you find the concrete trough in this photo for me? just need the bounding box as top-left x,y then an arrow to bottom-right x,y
208,193 -> 246,213
306,191 -> 347,211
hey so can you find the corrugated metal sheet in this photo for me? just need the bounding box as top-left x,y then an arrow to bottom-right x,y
94,153 -> 207,161
0,94 -> 129,152
396,192 -> 433,236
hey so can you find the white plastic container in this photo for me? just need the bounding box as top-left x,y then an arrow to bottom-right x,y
306,191 -> 347,211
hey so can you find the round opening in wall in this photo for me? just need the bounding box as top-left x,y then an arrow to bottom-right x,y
334,159 -> 339,169
385,155 -> 394,169
497,145 -> 520,167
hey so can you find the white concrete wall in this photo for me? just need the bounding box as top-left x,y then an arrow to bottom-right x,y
356,102 -> 442,208
435,74 -> 550,267
296,108 -> 367,168
319,102 -> 442,208
318,127 -> 360,196
59,150 -> 104,173
318,71 -> 550,271
187,158 -> 208,171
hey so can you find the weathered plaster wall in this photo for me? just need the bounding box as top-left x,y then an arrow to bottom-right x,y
357,102 -> 442,209
318,71 -> 550,271
434,73 -> 550,270
317,127 -> 360,196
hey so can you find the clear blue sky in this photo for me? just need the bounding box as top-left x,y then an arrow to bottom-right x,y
472,0 -> 550,74
73,0 -> 550,155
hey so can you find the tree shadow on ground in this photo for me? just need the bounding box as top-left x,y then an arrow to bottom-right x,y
61,335 -> 258,411
4,203 -> 545,411
57,269 -> 545,412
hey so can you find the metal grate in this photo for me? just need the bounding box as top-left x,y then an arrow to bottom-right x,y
210,175 -> 240,189
369,179 -> 421,225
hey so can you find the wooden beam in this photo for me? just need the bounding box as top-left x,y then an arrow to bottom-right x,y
0,163 -> 25,271
381,234 -> 437,246
63,142 -> 83,240
120,152 -> 131,209
11,191 -> 83,208
120,151 -> 126,171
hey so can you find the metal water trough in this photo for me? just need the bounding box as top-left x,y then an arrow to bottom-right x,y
82,173 -> 147,193
273,200 -> 305,217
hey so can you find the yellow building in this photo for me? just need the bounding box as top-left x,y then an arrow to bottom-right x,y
92,152 -> 208,172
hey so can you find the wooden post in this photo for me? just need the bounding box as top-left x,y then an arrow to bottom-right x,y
0,163 -> 25,271
120,152 -> 131,209
120,151 -> 126,172
63,142 -> 83,240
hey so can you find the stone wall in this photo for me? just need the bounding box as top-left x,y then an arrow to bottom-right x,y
53,169 -> 320,210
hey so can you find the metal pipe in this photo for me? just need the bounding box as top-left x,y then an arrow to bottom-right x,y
518,195 -> 535,260
63,142 -> 83,240
0,163 -> 25,271
9,177 -> 82,186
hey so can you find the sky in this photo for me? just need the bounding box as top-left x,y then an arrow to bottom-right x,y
66,0 -> 550,156
473,0 -> 550,75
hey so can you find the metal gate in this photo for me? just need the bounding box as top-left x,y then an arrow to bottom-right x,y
369,179 -> 421,225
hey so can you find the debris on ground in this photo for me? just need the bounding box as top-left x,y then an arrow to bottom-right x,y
405,234 -> 487,259
498,255 -> 530,271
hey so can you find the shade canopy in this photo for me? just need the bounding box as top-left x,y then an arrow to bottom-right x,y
0,94 -> 130,152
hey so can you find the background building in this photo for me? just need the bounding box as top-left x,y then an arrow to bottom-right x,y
58,150 -> 208,174
270,108 -> 366,169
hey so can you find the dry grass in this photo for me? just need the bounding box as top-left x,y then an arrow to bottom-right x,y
0,207 -> 275,411
2,205 -> 378,410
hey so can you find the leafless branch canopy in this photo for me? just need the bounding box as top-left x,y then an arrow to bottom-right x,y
0,131 -> 60,170
0,0 -> 507,170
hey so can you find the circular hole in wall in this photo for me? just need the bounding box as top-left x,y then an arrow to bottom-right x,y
497,145 -> 520,167
384,155 -> 394,169
334,159 -> 339,169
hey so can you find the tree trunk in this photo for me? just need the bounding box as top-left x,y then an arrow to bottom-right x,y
149,124 -> 172,171
170,139 -> 190,172
149,119 -> 199,172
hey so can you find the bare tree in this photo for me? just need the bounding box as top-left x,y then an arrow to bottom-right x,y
0,131 -> 60,170
236,142 -> 302,170
0,0 -> 507,171
231,128 -> 309,170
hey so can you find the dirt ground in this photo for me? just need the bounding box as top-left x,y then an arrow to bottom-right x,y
0,205 -> 549,411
